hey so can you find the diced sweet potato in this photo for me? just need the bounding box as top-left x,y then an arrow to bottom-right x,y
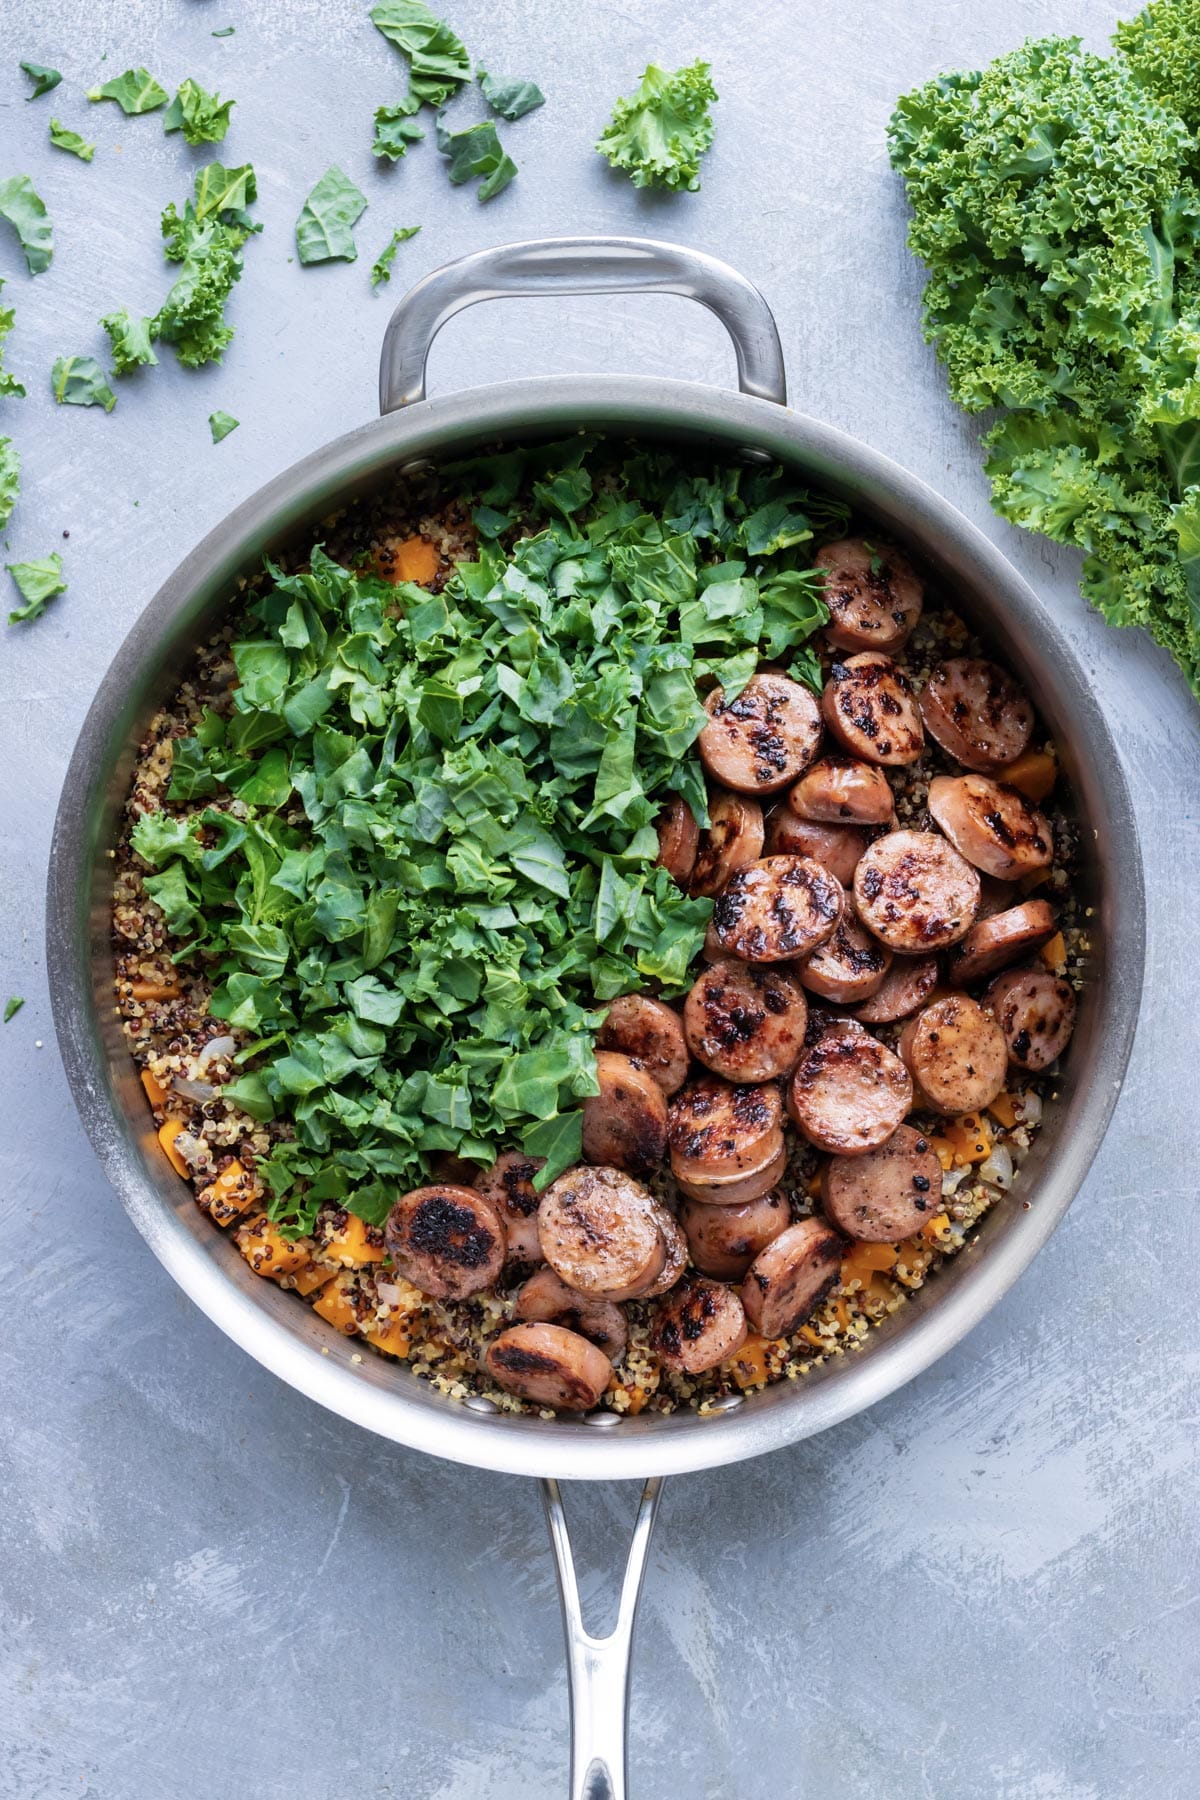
291,1263 -> 337,1297
1003,750 -> 1056,803
141,1068 -> 167,1109
198,1160 -> 262,1227
365,1316 -> 412,1358
728,1334 -> 771,1390
1040,931 -> 1067,971
987,1091 -> 1019,1129
234,1213 -> 311,1280
840,1241 -> 899,1285
312,1277 -> 360,1335
943,1113 -> 992,1164
382,535 -> 440,586
319,1211 -> 386,1267
130,978 -> 182,1002
158,1119 -> 190,1178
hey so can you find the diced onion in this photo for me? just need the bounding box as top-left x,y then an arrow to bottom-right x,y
195,1034 -> 237,1074
172,1077 -> 218,1104
1016,1090 -> 1042,1126
979,1144 -> 1014,1190
941,1168 -> 967,1196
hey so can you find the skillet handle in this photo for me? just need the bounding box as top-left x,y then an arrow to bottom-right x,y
378,236 -> 787,412
541,1475 -> 665,1800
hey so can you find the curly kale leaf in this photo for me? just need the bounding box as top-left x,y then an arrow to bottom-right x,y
596,60 -> 716,192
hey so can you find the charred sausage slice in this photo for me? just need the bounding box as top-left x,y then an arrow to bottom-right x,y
741,1219 -> 845,1338
798,911 -> 892,1005
689,790 -> 765,897
764,808 -> 873,887
822,654 -> 924,766
538,1166 -> 667,1301
928,774 -> 1054,881
514,1267 -> 628,1361
597,995 -> 689,1096
898,996 -> 1008,1114
711,855 -> 844,963
789,754 -> 894,825
655,794 -> 700,888
853,828 -> 980,953
486,1322 -> 613,1411
813,538 -> 924,655
651,1275 -> 748,1374
787,1020 -> 913,1155
683,960 -> 809,1083
852,955 -> 939,1025
984,969 -> 1077,1071
385,1184 -> 507,1300
641,1204 -> 690,1299
667,1072 -> 784,1176
680,1189 -> 791,1280
823,1124 -> 943,1243
919,658 -> 1034,772
698,672 -> 823,794
581,1052 -> 669,1174
673,1138 -> 788,1207
945,899 -> 1058,986
476,1151 -> 546,1268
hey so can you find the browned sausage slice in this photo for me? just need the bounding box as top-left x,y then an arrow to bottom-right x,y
945,899 -> 1057,986
741,1218 -> 845,1337
597,995 -> 689,1096
919,658 -> 1034,772
798,911 -> 893,1005
650,1276 -> 748,1374
711,855 -> 844,963
698,672 -> 823,794
984,969 -> 1077,1072
673,1138 -> 788,1207
514,1267 -> 628,1361
385,1184 -> 507,1300
764,808 -> 873,887
641,1204 -> 690,1298
813,538 -> 924,654
898,996 -> 1008,1114
689,789 -> 765,897
852,955 -> 939,1025
823,1124 -> 943,1243
655,794 -> 699,888
789,754 -> 894,825
476,1151 -> 546,1268
822,654 -> 924,765
486,1323 -> 613,1411
853,828 -> 980,952
680,1189 -> 790,1280
787,1021 -> 913,1155
928,775 -> 1054,881
581,1052 -> 669,1174
668,1072 -> 784,1176
538,1166 -> 666,1301
683,960 -> 809,1083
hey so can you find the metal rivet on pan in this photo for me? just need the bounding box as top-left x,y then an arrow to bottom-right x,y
399,457 -> 434,477
464,1395 -> 499,1414
705,1393 -> 745,1413
583,1412 -> 622,1428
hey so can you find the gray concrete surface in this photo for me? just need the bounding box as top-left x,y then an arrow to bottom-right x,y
2,2 -> 1198,1796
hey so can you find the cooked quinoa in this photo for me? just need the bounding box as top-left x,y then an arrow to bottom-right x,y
112,445 -> 1086,1418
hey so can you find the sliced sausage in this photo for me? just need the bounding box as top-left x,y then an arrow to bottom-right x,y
928,774 -> 1054,882
581,1052 -> 668,1175
919,658 -> 1033,773
798,911 -> 892,1005
787,1020 -> 913,1155
667,1073 -> 784,1176
538,1166 -> 666,1301
945,899 -> 1058,986
655,795 -> 699,888
689,790 -> 765,898
650,1276 -> 748,1374
514,1267 -> 628,1361
813,538 -> 923,654
476,1152 -> 546,1268
711,855 -> 844,963
698,672 -> 823,794
741,1218 -> 845,1338
641,1204 -> 690,1299
788,754 -> 894,825
597,995 -> 689,1096
898,996 -> 1008,1115
764,808 -> 873,887
853,828 -> 980,953
385,1184 -> 507,1301
673,1139 -> 788,1207
984,969 -> 1077,1072
852,955 -> 939,1025
821,654 -> 924,765
683,961 -> 808,1082
485,1322 -> 612,1411
823,1124 -> 943,1243
680,1189 -> 791,1280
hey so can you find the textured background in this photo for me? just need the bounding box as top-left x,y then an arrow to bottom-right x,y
2,3 -> 1198,1797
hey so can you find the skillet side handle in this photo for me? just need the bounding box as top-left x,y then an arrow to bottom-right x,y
541,1475 -> 664,1800
379,236 -> 786,412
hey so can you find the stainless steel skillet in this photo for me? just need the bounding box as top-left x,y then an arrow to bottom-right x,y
46,237 -> 1144,1798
